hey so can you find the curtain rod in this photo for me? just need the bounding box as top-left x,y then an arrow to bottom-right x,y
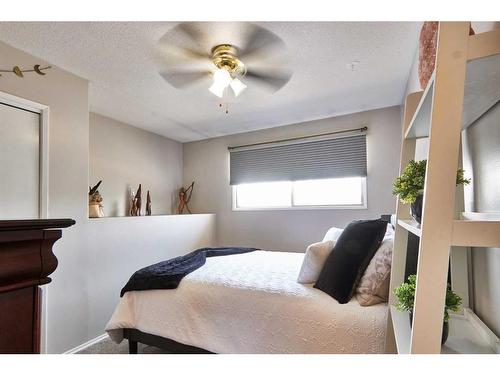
227,126 -> 368,151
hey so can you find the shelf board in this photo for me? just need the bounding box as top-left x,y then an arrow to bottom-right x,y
405,51 -> 500,140
88,213 -> 214,220
397,213 -> 500,247
397,219 -> 421,237
390,306 -> 499,354
468,28 -> 500,61
460,211 -> 500,221
452,212 -> 500,247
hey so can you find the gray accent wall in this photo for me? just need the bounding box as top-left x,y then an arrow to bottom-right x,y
464,103 -> 500,337
183,106 -> 402,252
90,113 -> 182,216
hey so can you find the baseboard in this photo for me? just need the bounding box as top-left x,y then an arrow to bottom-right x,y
64,333 -> 109,354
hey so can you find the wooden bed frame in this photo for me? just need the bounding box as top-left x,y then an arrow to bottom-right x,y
123,328 -> 212,354
123,215 -> 396,354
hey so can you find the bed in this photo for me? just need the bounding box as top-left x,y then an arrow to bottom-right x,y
106,249 -> 388,354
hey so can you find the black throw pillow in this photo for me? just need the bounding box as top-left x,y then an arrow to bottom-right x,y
314,219 -> 387,304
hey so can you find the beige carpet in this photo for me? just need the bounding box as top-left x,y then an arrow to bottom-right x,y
76,337 -> 169,354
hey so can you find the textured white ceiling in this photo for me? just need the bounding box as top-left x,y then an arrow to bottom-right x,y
0,22 -> 420,142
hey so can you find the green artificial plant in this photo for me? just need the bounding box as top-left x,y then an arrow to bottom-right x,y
393,159 -> 470,204
394,274 -> 462,322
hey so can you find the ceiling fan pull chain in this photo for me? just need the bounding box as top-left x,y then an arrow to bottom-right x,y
220,86 -> 229,114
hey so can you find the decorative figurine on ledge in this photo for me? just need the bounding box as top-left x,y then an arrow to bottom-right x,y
178,181 -> 194,214
89,180 -> 105,218
130,184 -> 142,216
146,190 -> 152,216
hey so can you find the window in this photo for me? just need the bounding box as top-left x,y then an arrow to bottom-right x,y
233,177 -> 366,210
229,131 -> 368,210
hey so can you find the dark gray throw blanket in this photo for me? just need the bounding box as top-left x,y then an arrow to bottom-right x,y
120,247 -> 258,297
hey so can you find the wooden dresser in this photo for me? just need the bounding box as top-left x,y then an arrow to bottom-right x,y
0,219 -> 75,354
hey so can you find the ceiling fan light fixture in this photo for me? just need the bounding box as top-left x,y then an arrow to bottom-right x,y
208,81 -> 225,98
230,77 -> 247,97
213,68 -> 232,88
209,68 -> 232,98
157,25 -> 292,101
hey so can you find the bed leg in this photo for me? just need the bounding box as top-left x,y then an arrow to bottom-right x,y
128,339 -> 138,354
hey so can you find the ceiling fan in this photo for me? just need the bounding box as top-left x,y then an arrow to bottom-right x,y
156,22 -> 292,101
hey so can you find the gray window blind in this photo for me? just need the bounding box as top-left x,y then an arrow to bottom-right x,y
229,134 -> 367,185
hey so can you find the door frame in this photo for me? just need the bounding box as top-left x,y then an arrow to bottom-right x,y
0,90 -> 50,353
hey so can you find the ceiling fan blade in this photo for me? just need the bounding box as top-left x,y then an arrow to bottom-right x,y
239,24 -> 286,60
159,70 -> 210,89
245,69 -> 292,91
161,45 -> 209,61
177,22 -> 206,48
157,36 -> 209,62
156,22 -> 211,63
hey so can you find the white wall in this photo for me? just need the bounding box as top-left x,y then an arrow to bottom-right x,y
85,214 -> 215,342
0,41 -> 215,353
183,106 -> 402,252
90,112 -> 183,216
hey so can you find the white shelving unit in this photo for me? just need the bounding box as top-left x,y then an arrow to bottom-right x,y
387,23 -> 500,354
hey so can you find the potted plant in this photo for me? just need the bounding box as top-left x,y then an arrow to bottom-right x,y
394,274 -> 462,345
392,159 -> 470,223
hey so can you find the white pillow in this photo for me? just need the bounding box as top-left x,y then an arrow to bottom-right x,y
297,240 -> 335,284
322,226 -> 344,242
323,223 -> 393,242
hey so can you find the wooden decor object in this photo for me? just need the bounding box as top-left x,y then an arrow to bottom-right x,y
88,180 -> 104,218
130,184 -> 142,216
418,22 -> 439,89
146,191 -> 152,216
177,181 -> 194,214
0,218 -> 75,353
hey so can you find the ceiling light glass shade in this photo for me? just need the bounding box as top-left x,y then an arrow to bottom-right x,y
209,82 -> 225,98
209,68 -> 232,98
213,68 -> 232,87
230,78 -> 247,97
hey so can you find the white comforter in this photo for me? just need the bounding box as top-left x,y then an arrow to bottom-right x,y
106,250 -> 388,353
